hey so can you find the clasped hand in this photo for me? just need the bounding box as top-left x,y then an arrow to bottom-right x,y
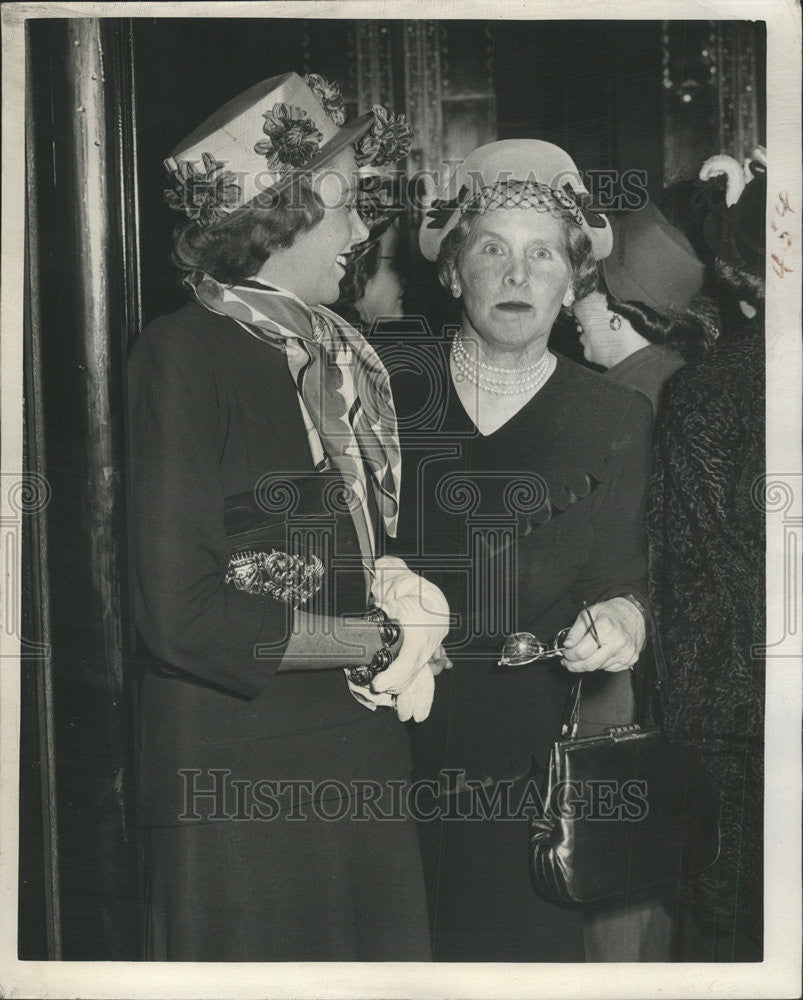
369,557 -> 451,722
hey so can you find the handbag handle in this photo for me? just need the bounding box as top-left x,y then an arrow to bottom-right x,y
558,603 -> 668,741
560,676 -> 584,739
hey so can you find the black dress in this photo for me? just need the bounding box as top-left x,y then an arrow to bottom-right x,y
128,301 -> 430,961
392,349 -> 654,962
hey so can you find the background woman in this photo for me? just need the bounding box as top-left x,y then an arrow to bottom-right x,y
648,151 -> 767,961
334,216 -> 406,330
128,71 -> 448,961
571,201 -> 717,416
395,140 -> 655,961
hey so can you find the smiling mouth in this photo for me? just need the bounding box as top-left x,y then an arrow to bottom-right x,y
494,301 -> 533,312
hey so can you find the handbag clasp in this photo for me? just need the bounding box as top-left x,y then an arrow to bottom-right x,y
607,723 -> 642,740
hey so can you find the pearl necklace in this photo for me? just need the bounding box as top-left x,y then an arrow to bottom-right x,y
451,332 -> 552,396
452,331 -> 548,375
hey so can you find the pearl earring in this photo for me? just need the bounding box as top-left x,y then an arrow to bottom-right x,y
609,313 -> 622,331
452,283 -> 461,298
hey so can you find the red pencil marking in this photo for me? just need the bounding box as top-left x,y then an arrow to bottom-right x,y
776,191 -> 794,216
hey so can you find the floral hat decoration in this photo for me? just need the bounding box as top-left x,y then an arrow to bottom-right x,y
164,72 -> 413,227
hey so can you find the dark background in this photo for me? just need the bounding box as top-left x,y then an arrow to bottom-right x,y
21,16 -> 766,961
131,17 -> 764,356
132,18 -> 684,323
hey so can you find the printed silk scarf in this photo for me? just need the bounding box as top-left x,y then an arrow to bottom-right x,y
186,272 -> 402,594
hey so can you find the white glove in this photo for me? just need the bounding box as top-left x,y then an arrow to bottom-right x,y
345,677 -> 395,711
393,664 -> 436,722
369,557 -> 450,719
428,644 -> 453,676
346,643 -> 451,717
343,559 -> 450,719
346,652 -> 447,719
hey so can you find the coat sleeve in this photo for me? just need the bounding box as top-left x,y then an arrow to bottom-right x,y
128,317 -> 292,698
572,388 -> 654,610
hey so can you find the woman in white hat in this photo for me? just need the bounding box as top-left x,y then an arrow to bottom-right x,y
129,72 -> 449,961
397,140 -> 655,961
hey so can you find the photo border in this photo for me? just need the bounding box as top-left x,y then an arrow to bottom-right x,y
1,2 -> 800,997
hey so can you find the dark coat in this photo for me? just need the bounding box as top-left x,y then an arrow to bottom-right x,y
606,343 -> 685,415
128,301 -> 429,960
649,339 -> 765,948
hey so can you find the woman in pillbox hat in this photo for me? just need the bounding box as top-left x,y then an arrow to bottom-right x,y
572,202 -> 718,416
392,139 -> 655,961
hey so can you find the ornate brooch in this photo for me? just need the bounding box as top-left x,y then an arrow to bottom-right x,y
225,549 -> 325,608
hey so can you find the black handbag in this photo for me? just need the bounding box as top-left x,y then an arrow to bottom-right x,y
529,641 -> 720,906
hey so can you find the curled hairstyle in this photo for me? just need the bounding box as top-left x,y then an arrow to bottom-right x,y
171,175 -> 326,284
436,198 -> 598,302
601,276 -> 721,362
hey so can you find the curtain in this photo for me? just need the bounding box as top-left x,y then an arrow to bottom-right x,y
355,20 -> 497,178
662,20 -> 764,182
